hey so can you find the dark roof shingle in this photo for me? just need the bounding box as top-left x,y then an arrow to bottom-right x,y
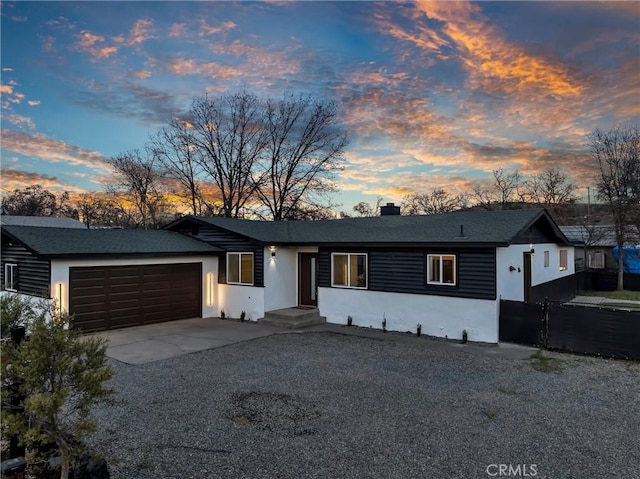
188,209 -> 564,245
0,215 -> 85,229
1,226 -> 221,257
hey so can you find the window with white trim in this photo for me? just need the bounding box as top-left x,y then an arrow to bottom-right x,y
4,263 -> 17,291
427,254 -> 456,286
559,250 -> 568,271
227,253 -> 254,285
332,253 -> 367,289
543,251 -> 550,267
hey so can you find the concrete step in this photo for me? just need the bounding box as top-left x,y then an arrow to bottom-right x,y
261,307 -> 326,329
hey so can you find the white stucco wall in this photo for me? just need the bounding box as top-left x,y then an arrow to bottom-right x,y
50,256 -> 219,318
496,244 -> 575,301
318,287 -> 500,343
263,246 -> 319,312
264,246 -> 297,312
218,284 -> 265,321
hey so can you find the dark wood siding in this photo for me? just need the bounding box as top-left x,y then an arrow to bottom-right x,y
0,239 -> 50,297
69,263 -> 201,332
170,223 -> 264,286
369,251 -> 424,293
318,250 -> 331,288
512,217 -> 561,245
319,247 -> 496,300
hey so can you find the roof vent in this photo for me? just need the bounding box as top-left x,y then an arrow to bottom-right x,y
455,224 -> 468,239
380,202 -> 401,216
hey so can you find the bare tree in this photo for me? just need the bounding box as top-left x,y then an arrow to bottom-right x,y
401,189 -> 467,215
353,197 -> 384,217
283,201 -> 339,220
149,119 -> 207,216
589,125 -> 640,290
107,150 -> 166,229
472,169 -> 523,210
255,95 -> 347,221
524,167 -> 576,206
76,192 -> 133,229
523,167 -> 577,222
186,93 -> 267,218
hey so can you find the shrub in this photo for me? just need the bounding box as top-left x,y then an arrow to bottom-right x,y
1,304 -> 114,479
0,293 -> 39,339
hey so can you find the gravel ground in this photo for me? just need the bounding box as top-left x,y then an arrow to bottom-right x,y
88,330 -> 640,479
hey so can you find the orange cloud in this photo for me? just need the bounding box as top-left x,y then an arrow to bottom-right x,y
27,100 -> 40,106
198,19 -> 236,36
132,69 -> 152,79
169,23 -> 188,38
4,114 -> 35,130
1,129 -> 109,170
207,40 -> 302,78
77,30 -> 119,59
129,18 -> 154,45
168,59 -> 241,79
78,31 -> 103,48
0,169 -> 81,192
414,1 -> 583,98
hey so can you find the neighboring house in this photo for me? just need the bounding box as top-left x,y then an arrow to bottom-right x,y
165,208 -> 575,343
560,225 -> 639,271
1,215 -> 85,229
1,209 -> 575,343
1,226 -> 220,331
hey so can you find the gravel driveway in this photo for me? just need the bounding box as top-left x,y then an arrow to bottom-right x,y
89,330 -> 640,479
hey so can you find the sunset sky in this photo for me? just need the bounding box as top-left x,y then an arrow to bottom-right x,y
1,1 -> 639,211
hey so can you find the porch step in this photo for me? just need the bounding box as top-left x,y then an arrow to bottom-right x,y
261,307 -> 326,329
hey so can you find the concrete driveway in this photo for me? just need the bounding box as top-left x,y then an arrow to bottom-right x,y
87,318 -> 283,365
88,317 -> 537,365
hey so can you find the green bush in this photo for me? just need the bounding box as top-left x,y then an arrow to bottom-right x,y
0,293 -> 39,339
1,304 -> 114,479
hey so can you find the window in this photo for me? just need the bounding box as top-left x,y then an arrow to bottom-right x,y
427,254 -> 456,285
227,253 -> 254,285
332,253 -> 367,288
4,263 -> 17,291
588,251 -> 605,269
543,251 -> 550,267
559,250 -> 568,271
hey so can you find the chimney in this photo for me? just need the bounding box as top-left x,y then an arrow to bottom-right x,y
380,202 -> 401,216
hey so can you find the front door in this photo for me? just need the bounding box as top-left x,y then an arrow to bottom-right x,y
299,253 -> 318,307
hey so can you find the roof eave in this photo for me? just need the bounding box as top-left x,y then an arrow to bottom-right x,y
42,251 -> 222,260
165,216 -> 270,244
260,240 -> 509,248
511,209 -> 571,246
1,229 -> 43,256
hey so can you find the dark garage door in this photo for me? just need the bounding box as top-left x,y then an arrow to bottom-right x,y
69,263 -> 202,332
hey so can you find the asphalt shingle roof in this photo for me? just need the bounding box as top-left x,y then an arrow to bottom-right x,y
1,226 -> 222,257
0,215 -> 85,229
191,209 -> 561,245
560,225 -> 639,247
